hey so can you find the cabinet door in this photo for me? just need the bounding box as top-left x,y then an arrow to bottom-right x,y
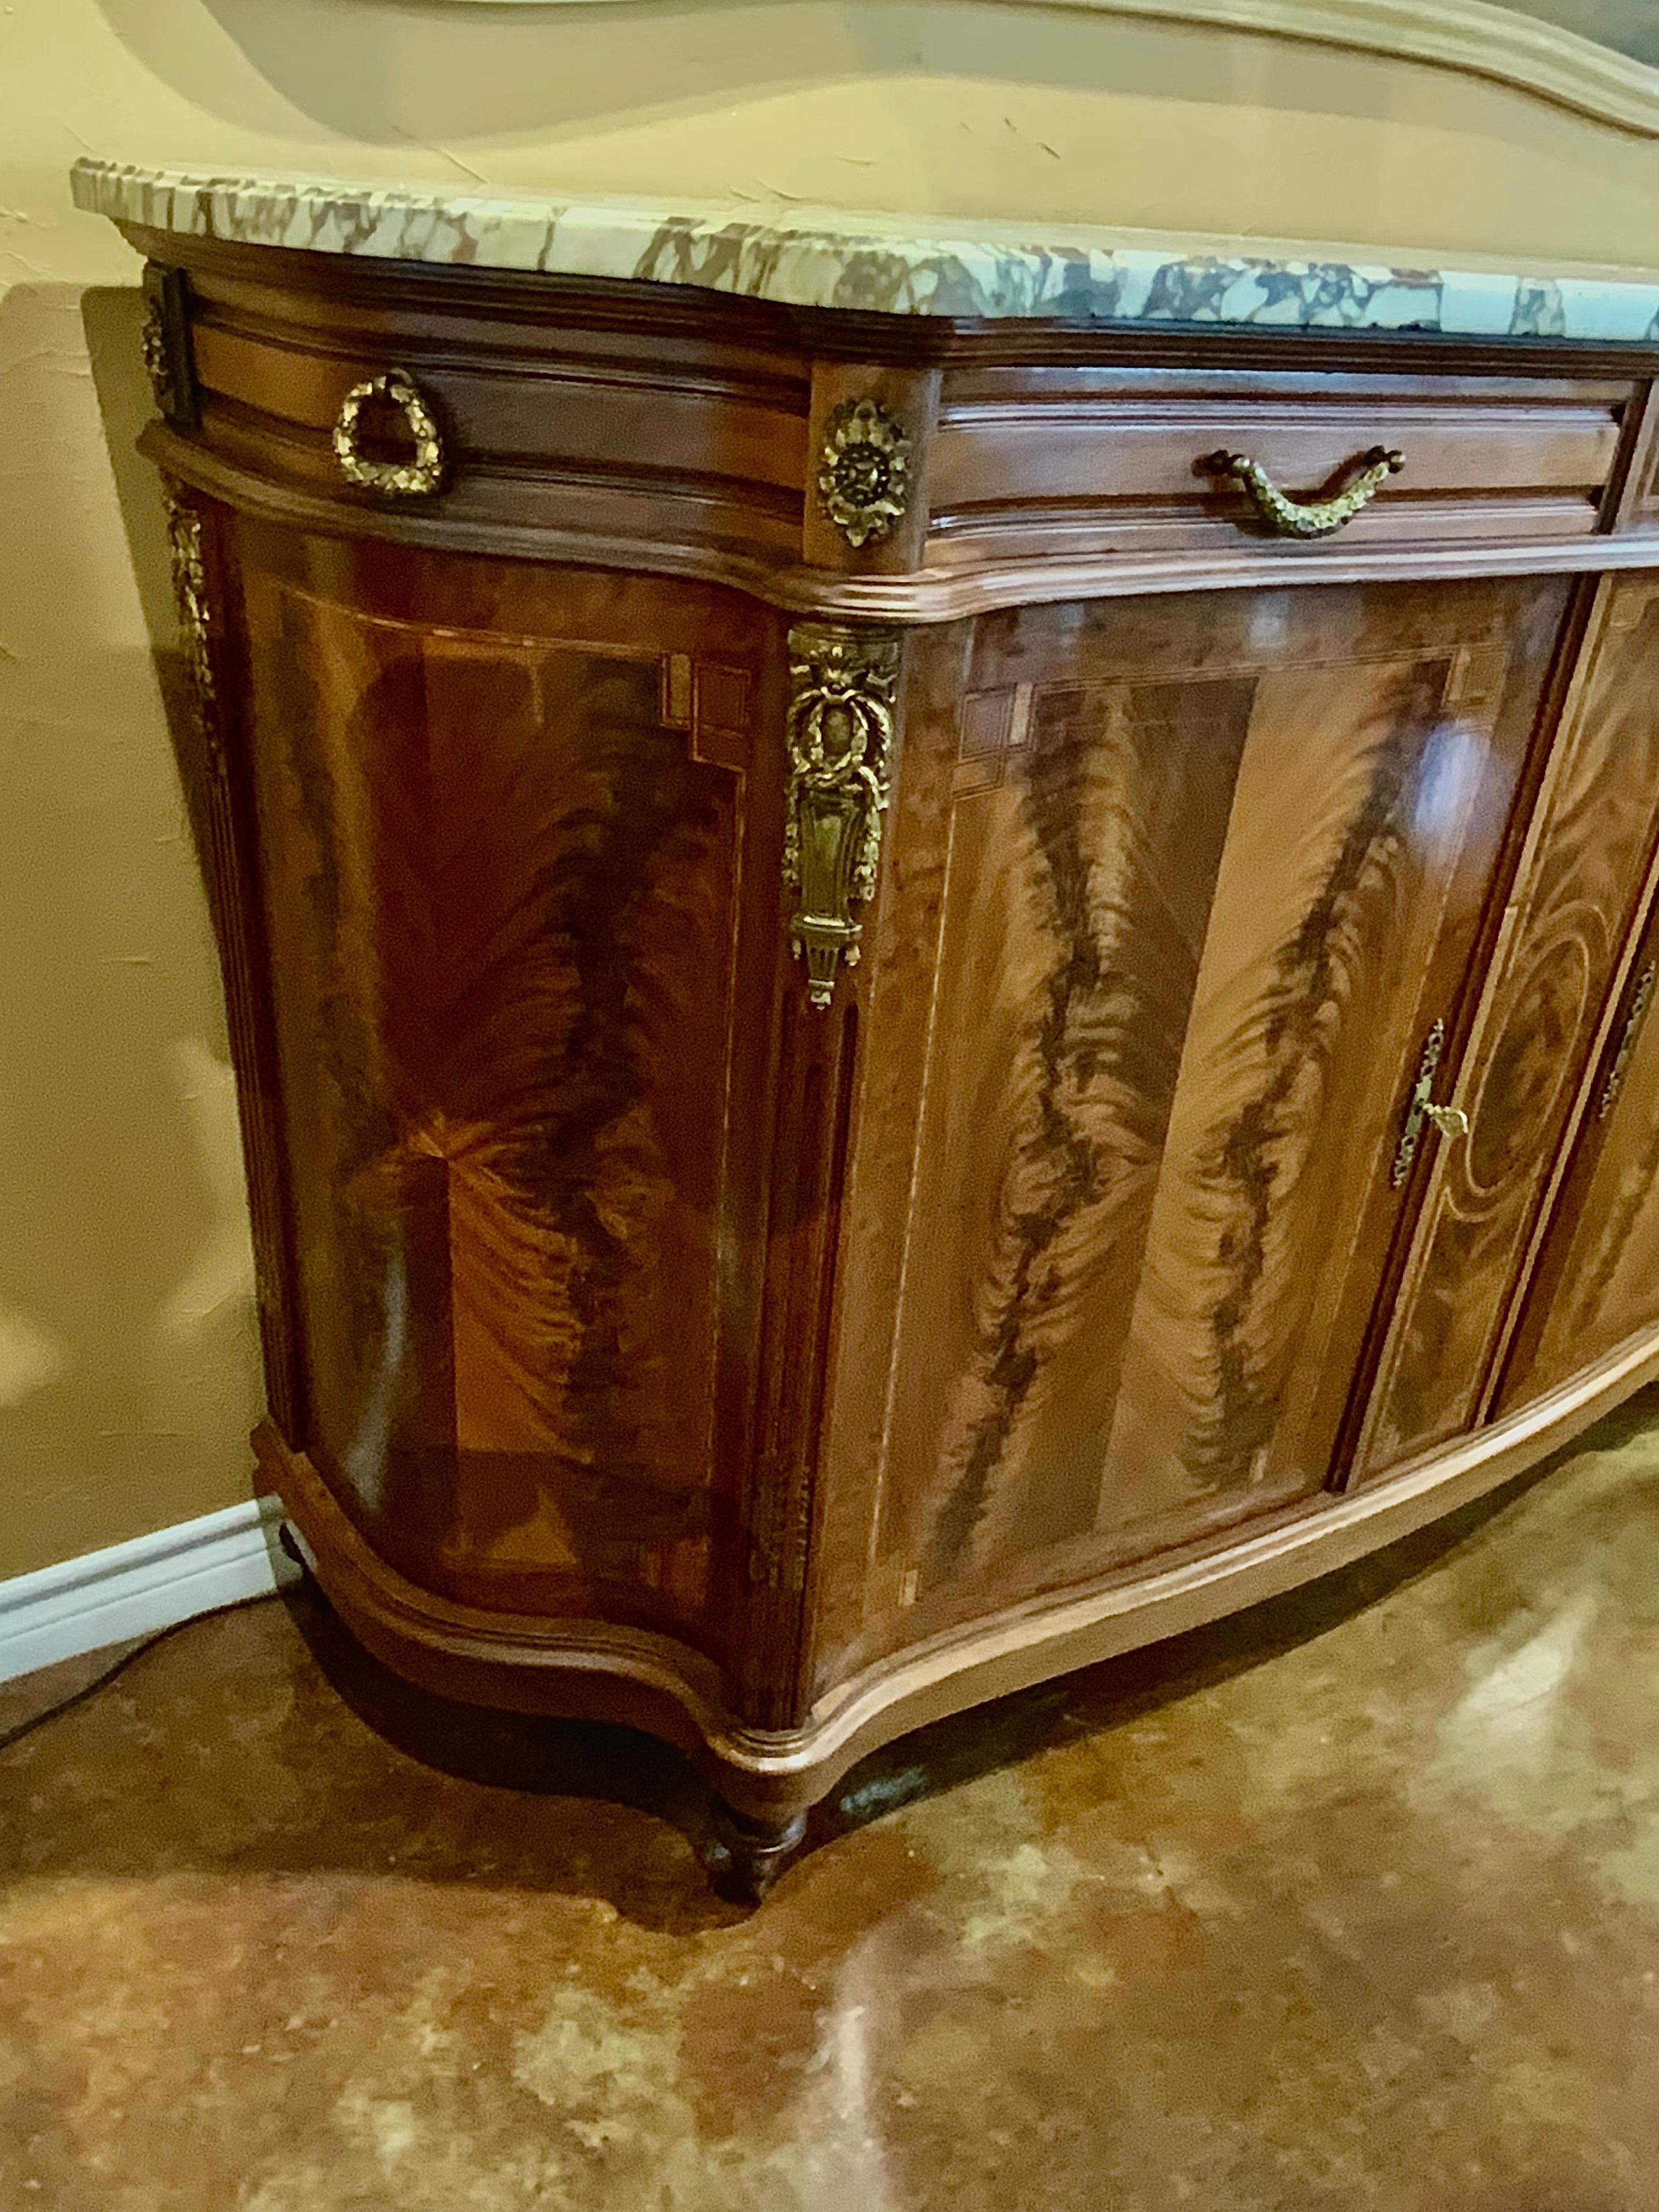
224,518 -> 785,1665
1497,836 -> 1659,1413
815,575 -> 1573,1679
1355,574 -> 1659,1474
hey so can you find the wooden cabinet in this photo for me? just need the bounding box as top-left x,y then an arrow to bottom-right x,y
116,222 -> 1659,1895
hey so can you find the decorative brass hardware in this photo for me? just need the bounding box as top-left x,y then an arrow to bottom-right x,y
141,262 -> 198,430
161,479 -> 222,770
1423,1100 -> 1471,1138
783,622 -> 899,1007
1204,445 -> 1404,539
816,398 -> 912,549
332,369 -> 445,497
158,477 -> 307,1440
1598,961 -> 1656,1119
1391,1019 -> 1470,1187
142,301 -> 167,402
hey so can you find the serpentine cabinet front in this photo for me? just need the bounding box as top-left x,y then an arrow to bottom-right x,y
124,234 -> 1659,1889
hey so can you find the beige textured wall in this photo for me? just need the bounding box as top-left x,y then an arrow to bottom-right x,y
5,0 -> 1659,1578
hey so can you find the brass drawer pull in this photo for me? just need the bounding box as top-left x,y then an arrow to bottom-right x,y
1391,1019 -> 1469,1187
1205,444 -> 1404,539
1598,961 -> 1656,1119
332,369 -> 445,498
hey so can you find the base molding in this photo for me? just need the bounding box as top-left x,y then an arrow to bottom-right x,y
258,1323 -> 1659,1825
0,1496 -> 291,1684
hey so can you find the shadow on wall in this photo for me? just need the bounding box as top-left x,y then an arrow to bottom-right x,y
0,277 -> 261,1578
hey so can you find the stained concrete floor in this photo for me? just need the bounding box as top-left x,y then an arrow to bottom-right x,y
7,1401 -> 1659,2210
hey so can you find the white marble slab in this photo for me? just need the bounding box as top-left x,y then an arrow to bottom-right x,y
71,158 -> 1659,342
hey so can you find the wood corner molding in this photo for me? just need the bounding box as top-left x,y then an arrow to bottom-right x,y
1033,0 -> 1659,137
439,0 -> 1659,139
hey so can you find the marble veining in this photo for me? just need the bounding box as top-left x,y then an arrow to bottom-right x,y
72,159 -> 1659,341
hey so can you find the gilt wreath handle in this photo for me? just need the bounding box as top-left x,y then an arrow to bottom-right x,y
332,370 -> 445,498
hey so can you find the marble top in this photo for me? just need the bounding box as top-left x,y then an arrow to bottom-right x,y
72,158 -> 1659,343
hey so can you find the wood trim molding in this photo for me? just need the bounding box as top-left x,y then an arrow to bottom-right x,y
258,1317 -> 1659,1821
435,0 -> 1659,138
140,424 -> 1659,626
0,1498 -> 292,1683
1053,3 -> 1659,138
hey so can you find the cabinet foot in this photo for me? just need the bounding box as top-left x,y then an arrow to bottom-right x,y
708,1802 -> 808,1903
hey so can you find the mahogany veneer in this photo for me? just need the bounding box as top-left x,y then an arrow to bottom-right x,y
127,227 -> 1659,1895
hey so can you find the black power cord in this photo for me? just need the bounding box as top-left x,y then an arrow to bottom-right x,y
0,1589 -> 280,1757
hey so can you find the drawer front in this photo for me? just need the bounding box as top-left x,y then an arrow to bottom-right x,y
191,317 -> 808,491
926,366 -> 1637,573
170,260 -> 812,561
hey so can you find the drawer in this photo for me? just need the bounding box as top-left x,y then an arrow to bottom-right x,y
190,316 -> 808,492
172,262 -> 812,562
925,365 -> 1639,573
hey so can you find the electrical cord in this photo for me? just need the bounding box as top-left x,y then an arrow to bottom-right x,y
0,1589 -> 280,1757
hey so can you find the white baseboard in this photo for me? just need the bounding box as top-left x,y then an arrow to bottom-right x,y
0,1496 -> 296,1683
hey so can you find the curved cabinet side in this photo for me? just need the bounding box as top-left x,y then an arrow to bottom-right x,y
159,487 -> 309,1446
224,515 -> 795,1682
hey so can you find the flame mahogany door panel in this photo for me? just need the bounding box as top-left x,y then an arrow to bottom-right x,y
1498,886 -> 1659,1412
225,516 -> 789,1675
814,575 -> 1574,1687
1493,584 -> 1659,1413
1353,575 -> 1659,1476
